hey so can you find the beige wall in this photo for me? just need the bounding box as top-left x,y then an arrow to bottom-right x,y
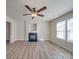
49,11 -> 73,52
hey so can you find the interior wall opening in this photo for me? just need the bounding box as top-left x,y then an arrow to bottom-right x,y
6,22 -> 11,43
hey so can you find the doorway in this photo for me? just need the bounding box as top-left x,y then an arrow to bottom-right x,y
6,22 -> 11,43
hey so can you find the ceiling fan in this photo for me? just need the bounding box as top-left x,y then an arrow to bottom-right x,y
23,5 -> 47,19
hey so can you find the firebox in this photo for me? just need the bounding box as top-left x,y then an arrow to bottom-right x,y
29,32 -> 37,42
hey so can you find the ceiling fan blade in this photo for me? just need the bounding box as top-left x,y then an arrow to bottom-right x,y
25,5 -> 32,12
37,14 -> 44,17
37,6 -> 47,13
33,8 -> 36,12
23,14 -> 31,16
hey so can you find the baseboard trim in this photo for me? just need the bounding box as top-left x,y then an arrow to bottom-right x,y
10,40 -> 16,43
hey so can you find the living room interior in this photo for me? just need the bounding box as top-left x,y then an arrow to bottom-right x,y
6,0 -> 73,59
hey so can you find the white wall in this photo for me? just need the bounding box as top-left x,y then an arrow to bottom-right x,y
29,24 -> 37,31
49,11 -> 73,52
16,20 -> 25,40
6,17 -> 27,42
15,18 -> 37,41
6,17 -> 16,43
25,18 -> 30,41
25,18 -> 50,41
37,20 -> 50,41
6,16 -> 50,42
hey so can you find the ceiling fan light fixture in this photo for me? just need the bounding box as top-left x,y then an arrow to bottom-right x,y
32,13 -> 37,17
23,5 -> 47,19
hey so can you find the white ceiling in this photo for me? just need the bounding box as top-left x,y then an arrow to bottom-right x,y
6,0 -> 73,21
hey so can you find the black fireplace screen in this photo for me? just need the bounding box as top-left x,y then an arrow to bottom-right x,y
29,33 -> 37,42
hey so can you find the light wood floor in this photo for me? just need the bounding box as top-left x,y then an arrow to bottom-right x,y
6,41 -> 73,59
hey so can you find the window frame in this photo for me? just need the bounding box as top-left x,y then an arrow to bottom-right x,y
56,18 -> 73,42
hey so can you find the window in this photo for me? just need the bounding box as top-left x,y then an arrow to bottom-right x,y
57,21 -> 66,39
56,18 -> 73,42
67,19 -> 73,42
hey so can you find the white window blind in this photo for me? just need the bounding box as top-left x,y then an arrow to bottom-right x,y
67,19 -> 73,42
57,21 -> 65,39
56,18 -> 73,42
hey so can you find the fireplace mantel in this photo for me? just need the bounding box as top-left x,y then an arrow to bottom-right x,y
29,31 -> 37,33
